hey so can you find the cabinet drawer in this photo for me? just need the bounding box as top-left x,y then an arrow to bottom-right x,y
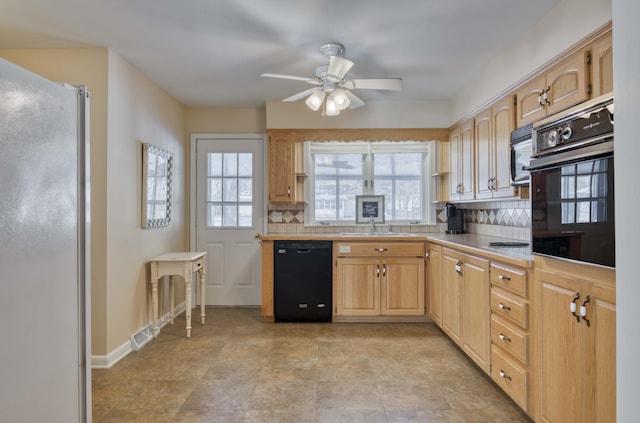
491,347 -> 528,411
491,315 -> 528,365
490,263 -> 527,297
491,288 -> 528,329
335,242 -> 424,257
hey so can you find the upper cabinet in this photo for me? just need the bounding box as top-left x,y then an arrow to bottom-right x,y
449,119 -> 475,201
591,31 -> 613,97
475,94 -> 517,200
516,48 -> 590,128
267,133 -> 307,204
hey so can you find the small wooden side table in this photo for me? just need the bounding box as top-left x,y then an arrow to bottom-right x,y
149,252 -> 207,338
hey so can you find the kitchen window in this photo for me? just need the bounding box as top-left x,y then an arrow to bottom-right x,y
304,141 -> 436,225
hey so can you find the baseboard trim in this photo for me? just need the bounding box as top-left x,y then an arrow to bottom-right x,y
91,301 -> 186,369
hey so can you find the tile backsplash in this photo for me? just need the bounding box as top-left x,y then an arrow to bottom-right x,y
267,199 -> 531,241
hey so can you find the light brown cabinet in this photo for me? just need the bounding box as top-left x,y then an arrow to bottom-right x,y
516,49 -> 590,128
440,247 -> 490,372
334,242 -> 425,318
268,133 -> 295,203
449,119 -> 475,201
591,31 -> 613,97
489,261 -> 532,414
475,95 -> 517,200
535,257 -> 616,423
427,244 -> 442,326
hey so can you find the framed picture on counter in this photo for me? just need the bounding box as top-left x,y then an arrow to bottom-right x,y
355,195 -> 385,224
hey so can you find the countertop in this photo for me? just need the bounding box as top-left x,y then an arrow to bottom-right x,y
261,232 -> 534,267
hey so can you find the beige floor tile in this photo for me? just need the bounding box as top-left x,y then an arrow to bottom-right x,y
91,307 -> 532,423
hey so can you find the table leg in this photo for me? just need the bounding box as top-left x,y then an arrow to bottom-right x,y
185,267 -> 192,338
150,263 -> 160,338
169,275 -> 175,324
200,266 -> 206,325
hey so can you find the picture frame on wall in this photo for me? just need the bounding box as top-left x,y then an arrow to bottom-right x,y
355,195 -> 385,224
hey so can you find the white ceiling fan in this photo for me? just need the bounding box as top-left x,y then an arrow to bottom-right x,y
261,43 -> 402,116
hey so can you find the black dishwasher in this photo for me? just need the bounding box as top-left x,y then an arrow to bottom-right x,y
274,240 -> 332,322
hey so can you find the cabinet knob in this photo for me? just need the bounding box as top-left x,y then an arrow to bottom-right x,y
499,333 -> 512,343
498,303 -> 511,311
499,370 -> 512,381
374,248 -> 388,252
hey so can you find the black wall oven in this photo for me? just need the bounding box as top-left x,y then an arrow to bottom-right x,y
528,94 -> 614,268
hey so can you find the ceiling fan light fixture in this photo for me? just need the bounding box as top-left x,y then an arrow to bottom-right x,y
332,89 -> 350,110
324,95 -> 340,116
305,91 -> 326,111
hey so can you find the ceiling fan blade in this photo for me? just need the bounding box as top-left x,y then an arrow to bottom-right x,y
261,73 -> 321,85
327,56 -> 354,82
282,88 -> 318,102
345,91 -> 365,109
346,78 -> 402,91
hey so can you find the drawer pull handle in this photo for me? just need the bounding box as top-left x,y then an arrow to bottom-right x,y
499,370 -> 512,381
375,248 -> 388,252
498,274 -> 511,281
498,303 -> 511,311
499,333 -> 512,343
570,292 -> 581,323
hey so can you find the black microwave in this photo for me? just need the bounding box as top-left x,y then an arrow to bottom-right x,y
510,123 -> 533,186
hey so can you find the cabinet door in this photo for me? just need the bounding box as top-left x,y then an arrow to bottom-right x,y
474,109 -> 493,199
546,50 -> 590,117
441,251 -> 462,344
335,258 -> 380,316
459,119 -> 475,200
428,247 -> 443,326
268,135 -> 294,203
584,283 -> 616,423
448,125 -> 461,200
537,269 -> 584,423
381,257 -> 425,316
591,32 -> 613,97
461,254 -> 490,373
516,75 -> 546,128
492,95 -> 516,198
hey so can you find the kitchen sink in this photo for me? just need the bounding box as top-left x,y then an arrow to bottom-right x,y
339,232 -> 417,237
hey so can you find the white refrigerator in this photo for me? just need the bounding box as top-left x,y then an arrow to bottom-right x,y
0,58 -> 91,422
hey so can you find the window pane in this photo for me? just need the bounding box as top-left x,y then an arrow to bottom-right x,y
207,204 -> 222,227
576,175 -> 591,198
576,201 -> 591,223
238,153 -> 252,177
577,162 -> 594,174
223,153 -> 237,177
239,205 -> 252,227
592,173 -> 607,197
561,176 -> 575,199
315,153 -> 363,176
396,180 -> 422,219
373,152 -> 424,221
561,164 -> 576,175
208,153 -> 222,177
238,178 -> 252,202
562,202 -> 575,224
223,205 -> 237,226
224,179 -> 238,201
592,199 -> 607,222
208,178 -> 222,202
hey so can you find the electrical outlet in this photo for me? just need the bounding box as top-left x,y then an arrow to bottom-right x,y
478,210 -> 485,223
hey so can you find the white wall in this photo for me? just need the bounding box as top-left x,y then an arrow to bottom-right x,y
106,50 -> 187,353
613,0 -> 640,421
451,0 -> 612,123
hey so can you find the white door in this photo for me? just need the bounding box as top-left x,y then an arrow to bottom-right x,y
194,135 -> 265,305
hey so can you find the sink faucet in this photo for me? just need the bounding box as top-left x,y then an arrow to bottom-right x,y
368,216 -> 376,233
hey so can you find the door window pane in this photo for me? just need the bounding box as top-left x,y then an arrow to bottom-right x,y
207,152 -> 253,227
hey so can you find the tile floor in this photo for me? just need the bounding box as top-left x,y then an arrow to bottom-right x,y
92,307 -> 532,422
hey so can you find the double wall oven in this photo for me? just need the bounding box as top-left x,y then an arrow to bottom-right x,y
528,94 -> 614,268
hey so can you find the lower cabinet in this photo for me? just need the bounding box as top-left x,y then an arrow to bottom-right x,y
334,242 -> 425,318
535,257 -> 616,423
440,247 -> 491,373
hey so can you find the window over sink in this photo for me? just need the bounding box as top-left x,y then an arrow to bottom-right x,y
303,140 -> 437,226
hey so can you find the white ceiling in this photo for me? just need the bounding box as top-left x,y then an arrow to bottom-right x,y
0,0 -> 561,107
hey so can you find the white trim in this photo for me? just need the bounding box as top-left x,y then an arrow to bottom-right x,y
91,301 -> 187,369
